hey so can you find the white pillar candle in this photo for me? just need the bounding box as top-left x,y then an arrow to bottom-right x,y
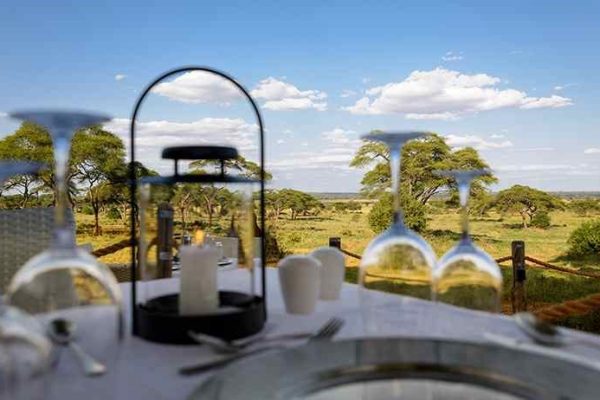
179,245 -> 219,315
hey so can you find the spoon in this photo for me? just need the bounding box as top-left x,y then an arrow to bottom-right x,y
515,312 -> 600,349
48,318 -> 107,377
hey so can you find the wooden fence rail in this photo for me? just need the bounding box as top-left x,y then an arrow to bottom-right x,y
92,234 -> 600,322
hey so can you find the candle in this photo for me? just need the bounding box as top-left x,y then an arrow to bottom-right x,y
179,245 -> 219,315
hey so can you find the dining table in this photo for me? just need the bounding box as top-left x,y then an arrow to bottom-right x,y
47,267 -> 600,400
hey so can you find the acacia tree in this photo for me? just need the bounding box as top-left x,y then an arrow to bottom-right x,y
493,185 -> 563,228
71,126 -> 126,235
350,134 -> 496,202
187,156 -> 272,228
106,162 -> 158,227
0,122 -> 53,207
351,133 -> 496,232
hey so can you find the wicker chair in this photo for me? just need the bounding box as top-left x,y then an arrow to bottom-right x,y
0,207 -> 76,294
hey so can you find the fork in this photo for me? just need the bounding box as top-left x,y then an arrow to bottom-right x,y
189,329 -> 317,354
179,317 -> 344,376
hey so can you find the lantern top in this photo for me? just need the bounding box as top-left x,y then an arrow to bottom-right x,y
162,145 -> 239,161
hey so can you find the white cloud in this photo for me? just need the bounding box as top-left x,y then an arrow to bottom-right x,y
362,77 -> 371,84
114,74 -> 127,81
105,117 -> 257,153
497,164 -> 576,172
283,129 -> 293,135
0,112 -> 7,118
270,128 -> 362,172
584,148 -> 600,154
510,147 -> 554,152
445,134 -> 513,150
276,139 -> 285,144
520,95 -> 573,109
251,77 -> 327,111
153,71 -> 241,104
340,89 -> 357,98
270,147 -> 356,171
406,112 -> 458,121
490,134 -> 505,139
321,128 -> 358,144
344,68 -> 573,119
442,51 -> 463,61
554,83 -> 576,92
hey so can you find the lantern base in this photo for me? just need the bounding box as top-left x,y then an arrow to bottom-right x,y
135,291 -> 266,344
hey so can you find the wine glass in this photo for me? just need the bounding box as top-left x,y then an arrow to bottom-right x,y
0,161 -> 52,400
433,169 -> 502,312
5,111 -> 123,385
358,132 -> 437,335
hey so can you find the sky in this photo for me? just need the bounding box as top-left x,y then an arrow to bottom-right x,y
1,0 -> 599,192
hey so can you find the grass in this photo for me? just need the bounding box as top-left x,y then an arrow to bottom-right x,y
78,203 -> 600,332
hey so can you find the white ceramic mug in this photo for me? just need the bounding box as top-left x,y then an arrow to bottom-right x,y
310,247 -> 345,300
277,255 -> 321,314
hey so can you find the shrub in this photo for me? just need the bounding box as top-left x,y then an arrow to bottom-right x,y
567,220 -> 600,258
106,207 -> 121,220
531,211 -> 551,229
81,204 -> 94,215
368,192 -> 426,233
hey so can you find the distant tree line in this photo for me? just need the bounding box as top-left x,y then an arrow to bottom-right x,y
0,122 -> 320,237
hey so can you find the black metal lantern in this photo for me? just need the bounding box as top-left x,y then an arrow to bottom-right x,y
128,66 -> 266,344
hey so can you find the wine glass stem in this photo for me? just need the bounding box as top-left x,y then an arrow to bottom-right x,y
458,178 -> 471,242
389,144 -> 404,224
53,133 -> 75,248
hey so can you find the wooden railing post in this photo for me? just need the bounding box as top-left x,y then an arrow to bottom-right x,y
329,237 -> 341,249
511,240 -> 527,313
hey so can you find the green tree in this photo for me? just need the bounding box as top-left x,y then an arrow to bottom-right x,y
531,211 -> 551,229
350,133 -> 496,203
71,126 -> 126,235
567,220 -> 600,258
493,185 -> 563,228
190,155 -> 272,181
368,192 -> 427,233
351,133 -> 495,232
0,122 -> 53,207
569,198 -> 600,217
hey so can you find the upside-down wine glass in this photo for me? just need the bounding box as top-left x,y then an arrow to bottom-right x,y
358,132 -> 437,336
433,169 -> 502,312
6,112 -> 123,386
0,161 -> 52,400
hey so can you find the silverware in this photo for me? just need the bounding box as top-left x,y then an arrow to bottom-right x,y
189,330 -> 315,353
48,318 -> 107,377
515,312 -> 600,350
180,317 -> 344,376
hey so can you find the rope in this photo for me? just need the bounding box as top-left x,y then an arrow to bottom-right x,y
341,251 -> 514,265
534,293 -> 600,322
92,239 -> 132,258
524,256 -> 600,279
92,237 -> 159,258
339,247 -> 362,260
495,255 -> 512,264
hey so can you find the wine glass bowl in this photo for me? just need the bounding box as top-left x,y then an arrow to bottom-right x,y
360,222 -> 435,300
358,132 -> 437,335
433,169 -> 502,312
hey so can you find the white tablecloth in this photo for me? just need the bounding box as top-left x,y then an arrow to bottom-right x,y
48,268 -> 600,400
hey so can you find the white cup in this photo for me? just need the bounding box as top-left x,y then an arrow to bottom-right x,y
277,255 -> 321,314
310,247 -> 345,300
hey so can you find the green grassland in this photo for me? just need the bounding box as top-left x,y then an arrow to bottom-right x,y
77,201 -> 600,332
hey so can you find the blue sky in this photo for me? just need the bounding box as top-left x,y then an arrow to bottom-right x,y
1,0 -> 599,192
